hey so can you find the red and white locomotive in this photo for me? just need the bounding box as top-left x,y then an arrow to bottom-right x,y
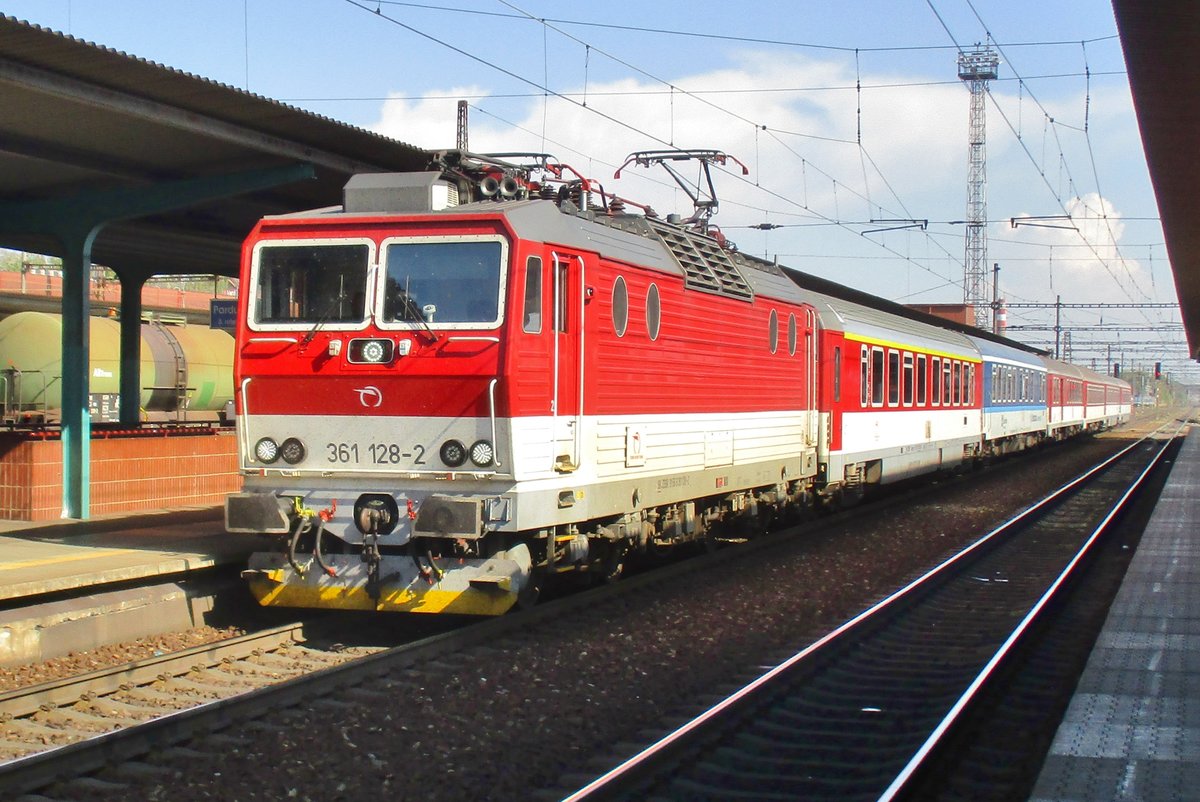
225,150 -> 1130,615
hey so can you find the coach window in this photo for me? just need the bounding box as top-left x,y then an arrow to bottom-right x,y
969,364 -> 976,405
525,256 -> 544,331
952,361 -> 962,405
788,313 -> 797,356
916,354 -> 927,406
646,283 -> 661,341
943,360 -> 953,406
887,350 -> 900,406
611,275 -> 629,337
834,346 -> 842,402
932,357 -> 942,405
902,352 -> 914,406
769,310 -> 779,354
872,347 -> 885,406
860,346 -> 870,406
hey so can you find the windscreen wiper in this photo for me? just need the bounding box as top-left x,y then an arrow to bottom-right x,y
398,294 -> 439,343
300,292 -> 348,346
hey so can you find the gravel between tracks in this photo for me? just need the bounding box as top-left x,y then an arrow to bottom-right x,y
0,627 -> 245,694
34,415 -> 1179,802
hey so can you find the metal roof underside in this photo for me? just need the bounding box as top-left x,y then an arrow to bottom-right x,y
0,14 -> 430,279
1112,1 -> 1200,360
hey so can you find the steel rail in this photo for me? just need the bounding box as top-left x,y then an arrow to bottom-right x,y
559,423 -> 1180,802
0,622 -> 309,720
0,450 -> 976,798
0,420 -> 1167,798
876,418 -> 1185,801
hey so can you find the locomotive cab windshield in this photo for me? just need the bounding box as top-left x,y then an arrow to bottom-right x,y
249,237 -> 506,331
253,243 -> 370,326
381,239 -> 503,328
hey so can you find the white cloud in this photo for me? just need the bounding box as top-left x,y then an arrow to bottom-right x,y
365,52 -> 1154,316
1005,192 -> 1150,306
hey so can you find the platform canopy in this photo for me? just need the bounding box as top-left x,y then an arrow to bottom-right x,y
1113,1 -> 1200,360
0,13 -> 429,278
0,14 -> 433,519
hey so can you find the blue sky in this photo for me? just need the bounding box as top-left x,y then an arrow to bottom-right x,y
2,1 -> 1188,376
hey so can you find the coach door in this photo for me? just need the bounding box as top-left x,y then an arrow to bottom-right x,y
551,250 -> 585,472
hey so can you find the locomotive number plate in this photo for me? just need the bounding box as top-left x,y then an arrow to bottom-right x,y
325,441 -> 427,466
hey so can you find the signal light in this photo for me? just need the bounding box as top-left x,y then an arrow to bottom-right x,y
469,439 -> 495,467
254,437 -> 280,464
280,438 -> 307,465
440,439 -> 467,468
1155,361 -> 1162,380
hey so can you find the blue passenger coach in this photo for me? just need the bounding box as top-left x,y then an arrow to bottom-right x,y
969,335 -> 1048,455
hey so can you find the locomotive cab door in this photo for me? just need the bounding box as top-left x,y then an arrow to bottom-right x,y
805,309 -> 819,449
551,250 -> 585,472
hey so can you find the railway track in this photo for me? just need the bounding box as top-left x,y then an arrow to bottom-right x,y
556,422 -> 1184,801
0,420 -> 1177,801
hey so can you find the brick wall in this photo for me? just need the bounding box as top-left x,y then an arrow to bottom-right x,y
0,431 -> 239,520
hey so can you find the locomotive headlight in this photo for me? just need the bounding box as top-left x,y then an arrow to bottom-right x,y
361,339 -> 386,363
469,439 -> 494,467
254,437 -> 280,464
439,439 -> 467,468
348,338 -> 395,364
280,437 -> 307,465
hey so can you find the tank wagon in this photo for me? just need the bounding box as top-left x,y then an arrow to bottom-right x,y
225,150 -> 1130,615
0,311 -> 234,424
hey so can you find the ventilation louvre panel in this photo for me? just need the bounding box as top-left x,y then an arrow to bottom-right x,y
647,219 -> 754,301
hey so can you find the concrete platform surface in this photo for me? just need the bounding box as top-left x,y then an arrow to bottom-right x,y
1031,428 -> 1200,802
0,506 -> 264,602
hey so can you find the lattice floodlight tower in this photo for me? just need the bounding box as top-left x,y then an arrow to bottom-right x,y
958,45 -> 999,330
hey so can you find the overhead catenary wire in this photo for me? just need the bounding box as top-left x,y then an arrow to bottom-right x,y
346,0 -> 1167,344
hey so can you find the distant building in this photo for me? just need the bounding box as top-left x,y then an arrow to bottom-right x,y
905,304 -> 976,327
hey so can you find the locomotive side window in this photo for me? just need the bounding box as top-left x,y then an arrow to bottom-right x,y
384,240 -> 501,325
887,350 -> 899,406
555,259 -> 569,334
523,256 -> 542,334
871,347 -> 885,406
860,345 -> 870,407
788,313 -> 797,356
254,243 -> 369,324
916,354 -> 927,406
902,352 -> 914,406
646,284 -> 661,341
768,310 -> 779,354
612,275 -> 629,337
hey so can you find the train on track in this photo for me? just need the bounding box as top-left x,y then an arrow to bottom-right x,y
226,149 -> 1131,615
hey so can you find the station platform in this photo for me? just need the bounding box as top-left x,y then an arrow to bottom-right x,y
1031,427 -> 1200,801
0,506 -> 254,602
0,507 -> 268,666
